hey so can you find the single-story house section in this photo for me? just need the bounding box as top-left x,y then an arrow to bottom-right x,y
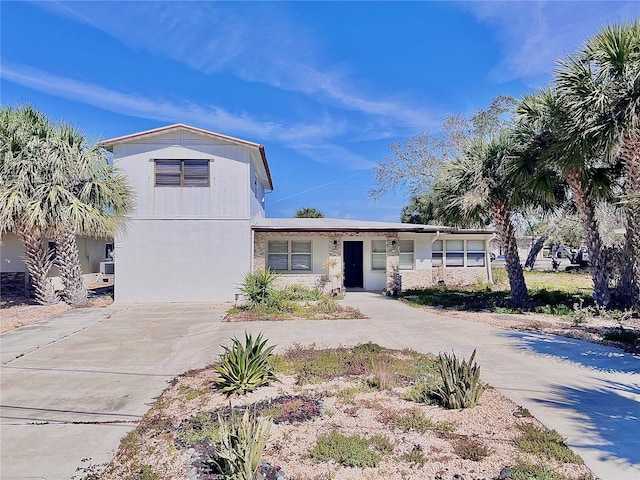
253,218 -> 493,294
90,123 -> 493,303
0,233 -> 114,295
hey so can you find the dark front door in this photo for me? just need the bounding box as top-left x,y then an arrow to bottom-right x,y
343,241 -> 364,288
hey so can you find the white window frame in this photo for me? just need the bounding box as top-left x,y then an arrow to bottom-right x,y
399,239 -> 414,270
371,240 -> 386,271
267,240 -> 312,272
466,240 -> 486,267
432,239 -> 443,266
445,240 -> 465,267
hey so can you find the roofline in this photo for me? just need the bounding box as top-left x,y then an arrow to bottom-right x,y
99,124 -> 274,190
252,226 -> 494,234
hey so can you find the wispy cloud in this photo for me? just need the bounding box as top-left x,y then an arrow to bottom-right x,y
465,1 -> 639,85
1,62 -> 374,169
39,1 -> 440,130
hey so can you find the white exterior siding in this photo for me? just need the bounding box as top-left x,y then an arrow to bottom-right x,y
114,143 -> 252,219
114,219 -> 251,302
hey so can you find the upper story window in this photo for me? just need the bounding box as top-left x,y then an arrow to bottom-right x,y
155,160 -> 209,187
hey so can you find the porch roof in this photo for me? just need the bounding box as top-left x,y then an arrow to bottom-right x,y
252,218 -> 493,235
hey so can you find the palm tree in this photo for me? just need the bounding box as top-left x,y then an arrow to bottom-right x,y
554,22 -> 640,307
295,207 -> 324,218
516,90 -> 616,307
434,133 -> 530,304
0,106 -> 133,306
0,106 -> 58,304
33,122 -> 133,305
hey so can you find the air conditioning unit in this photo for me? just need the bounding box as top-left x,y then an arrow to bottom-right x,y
100,261 -> 115,275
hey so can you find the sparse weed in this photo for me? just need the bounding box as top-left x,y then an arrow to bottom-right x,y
310,431 -> 383,468
453,437 -> 490,461
515,424 -> 583,464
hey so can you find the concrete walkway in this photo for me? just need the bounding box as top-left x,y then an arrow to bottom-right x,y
1,293 -> 639,479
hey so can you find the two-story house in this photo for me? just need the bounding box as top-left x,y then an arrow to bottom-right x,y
100,124 -> 493,302
1,123 -> 494,302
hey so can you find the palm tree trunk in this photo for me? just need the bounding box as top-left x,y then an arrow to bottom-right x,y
524,227 -> 553,270
16,224 -> 58,305
565,171 -> 611,307
55,225 -> 88,306
491,199 -> 529,304
617,133 -> 640,308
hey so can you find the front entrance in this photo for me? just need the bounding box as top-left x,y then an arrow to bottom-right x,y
343,241 -> 364,288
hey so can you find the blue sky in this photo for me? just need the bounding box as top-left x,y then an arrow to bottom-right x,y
2,1 -> 638,221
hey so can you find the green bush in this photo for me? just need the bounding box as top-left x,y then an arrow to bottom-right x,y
214,332 -> 278,396
210,409 -> 272,480
309,431 -> 382,468
238,270 -> 279,307
279,284 -> 323,301
435,349 -> 485,409
515,424 -> 583,464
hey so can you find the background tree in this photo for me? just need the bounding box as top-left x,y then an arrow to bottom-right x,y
515,90 -> 616,307
555,21 -> 640,307
434,133 -> 530,304
294,207 -> 324,218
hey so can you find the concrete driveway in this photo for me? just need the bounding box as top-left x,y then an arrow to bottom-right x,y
1,293 -> 639,480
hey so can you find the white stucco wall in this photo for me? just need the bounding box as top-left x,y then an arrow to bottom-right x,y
112,130 -> 270,302
115,219 -> 251,302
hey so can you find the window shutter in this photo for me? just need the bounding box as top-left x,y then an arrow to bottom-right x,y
155,160 -> 181,186
183,160 -> 210,187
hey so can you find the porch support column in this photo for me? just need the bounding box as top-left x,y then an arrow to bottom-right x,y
253,232 -> 266,271
326,236 -> 343,293
386,234 -> 400,295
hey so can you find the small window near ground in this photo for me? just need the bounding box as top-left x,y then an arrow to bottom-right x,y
467,240 -> 486,267
155,159 -> 209,187
432,239 -> 443,266
267,240 -> 312,272
446,240 -> 464,267
371,240 -> 386,270
399,240 -> 414,270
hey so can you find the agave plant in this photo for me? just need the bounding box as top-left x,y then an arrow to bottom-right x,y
436,349 -> 485,409
215,332 -> 278,396
238,269 -> 279,308
211,409 -> 272,480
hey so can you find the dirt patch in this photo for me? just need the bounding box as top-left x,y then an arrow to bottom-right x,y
0,293 -> 113,334
92,346 -> 594,480
224,304 -> 366,322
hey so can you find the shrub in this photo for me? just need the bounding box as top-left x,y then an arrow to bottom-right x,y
214,332 -> 278,396
309,431 -> 382,468
453,437 -> 490,461
210,409 -> 272,479
176,411 -> 219,447
435,349 -> 485,409
238,270 -> 279,308
515,424 -> 583,464
388,408 -> 434,433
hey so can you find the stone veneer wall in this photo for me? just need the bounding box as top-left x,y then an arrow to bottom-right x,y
254,231 -> 490,293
